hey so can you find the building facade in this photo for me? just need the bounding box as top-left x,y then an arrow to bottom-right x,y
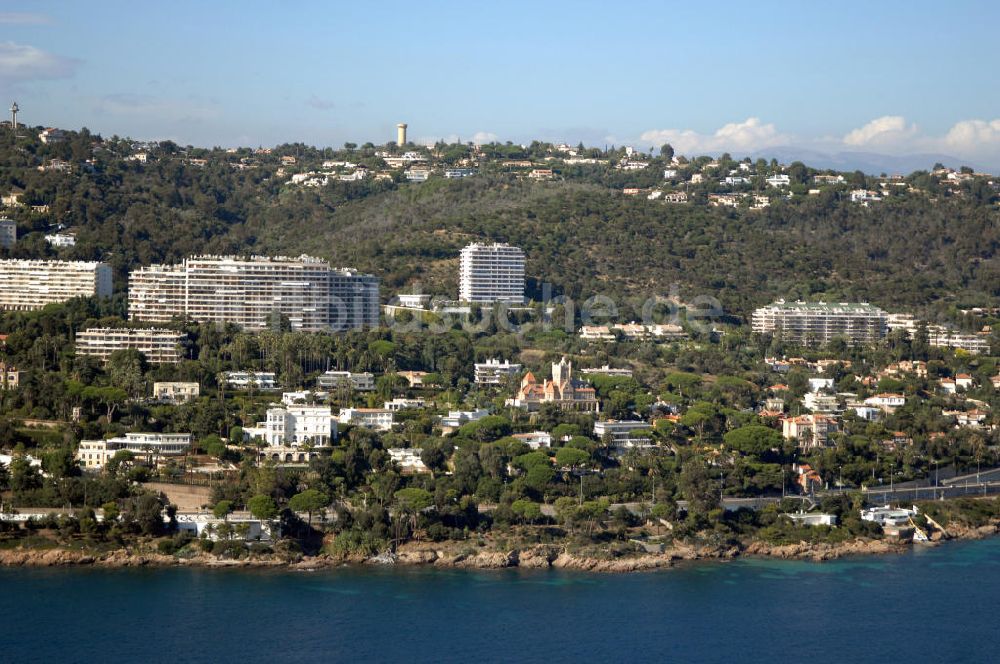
128,255 -> 379,332
0,259 -> 112,311
76,432 -> 192,469
0,218 -> 15,248
782,414 -> 840,449
225,371 -> 278,390
458,243 -> 526,304
75,327 -> 187,364
246,404 -> 334,447
751,300 -> 887,345
474,358 -> 522,385
317,370 -> 376,391
0,361 -> 19,390
152,382 -> 200,403
338,408 -> 394,431
593,420 -> 653,450
508,357 -> 599,412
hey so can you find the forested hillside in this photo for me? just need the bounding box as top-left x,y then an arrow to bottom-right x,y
2,129 -> 998,320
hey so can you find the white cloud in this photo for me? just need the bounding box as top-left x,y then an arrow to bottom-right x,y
943,119 -> 1000,154
640,117 -> 786,154
0,41 -> 78,83
842,115 -> 917,147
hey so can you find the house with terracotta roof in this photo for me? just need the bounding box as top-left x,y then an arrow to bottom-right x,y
792,463 -> 823,493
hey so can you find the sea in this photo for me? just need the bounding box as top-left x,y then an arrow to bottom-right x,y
1,538 -> 998,663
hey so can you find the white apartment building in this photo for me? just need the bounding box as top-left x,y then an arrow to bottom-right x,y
75,327 -> 187,364
44,232 -> 76,248
458,242 -> 526,304
128,255 -> 379,332
246,404 -> 334,447
225,371 -> 278,390
387,448 -> 430,473
886,314 -> 990,354
439,408 -> 491,434
317,370 -> 376,391
384,398 -> 426,412
751,300 -> 887,346
0,259 -> 112,311
474,358 -> 522,385
338,408 -> 394,431
580,365 -> 633,377
782,414 -> 839,449
76,432 -> 192,469
0,218 -> 15,248
152,382 -> 200,403
512,431 -> 552,449
593,420 -> 653,450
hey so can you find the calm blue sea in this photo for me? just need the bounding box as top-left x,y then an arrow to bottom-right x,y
1,538 -> 998,663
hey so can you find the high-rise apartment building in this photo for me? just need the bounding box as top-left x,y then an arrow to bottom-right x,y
128,255 -> 379,331
0,259 -> 112,310
751,300 -> 887,345
458,242 -> 526,304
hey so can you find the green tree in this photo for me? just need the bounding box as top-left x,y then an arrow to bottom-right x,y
106,348 -> 148,400
678,456 -> 719,520
288,489 -> 329,526
555,446 -> 590,469
9,445 -> 42,495
212,500 -> 234,521
723,425 -> 783,456
247,495 -> 278,521
511,498 -> 543,524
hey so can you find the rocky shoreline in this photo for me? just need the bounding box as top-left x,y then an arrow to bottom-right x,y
2,520 -> 997,572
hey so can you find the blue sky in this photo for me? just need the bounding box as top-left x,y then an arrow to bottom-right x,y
3,0 -> 1000,165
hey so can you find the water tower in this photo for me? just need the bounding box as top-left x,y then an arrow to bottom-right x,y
396,123 -> 407,146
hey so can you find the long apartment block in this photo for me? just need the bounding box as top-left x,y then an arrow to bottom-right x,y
751,300 -> 887,345
128,255 -> 379,332
75,327 -> 188,364
0,259 -> 112,311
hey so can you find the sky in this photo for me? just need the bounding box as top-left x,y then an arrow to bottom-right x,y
3,0 -> 1000,167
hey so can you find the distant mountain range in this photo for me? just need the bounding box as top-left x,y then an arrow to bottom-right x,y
746,146 -> 995,176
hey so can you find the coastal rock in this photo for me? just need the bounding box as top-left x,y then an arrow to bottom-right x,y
397,549 -> 440,565
517,547 -> 558,569
455,550 -> 516,568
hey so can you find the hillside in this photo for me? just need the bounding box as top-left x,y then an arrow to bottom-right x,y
1,129 -> 999,321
